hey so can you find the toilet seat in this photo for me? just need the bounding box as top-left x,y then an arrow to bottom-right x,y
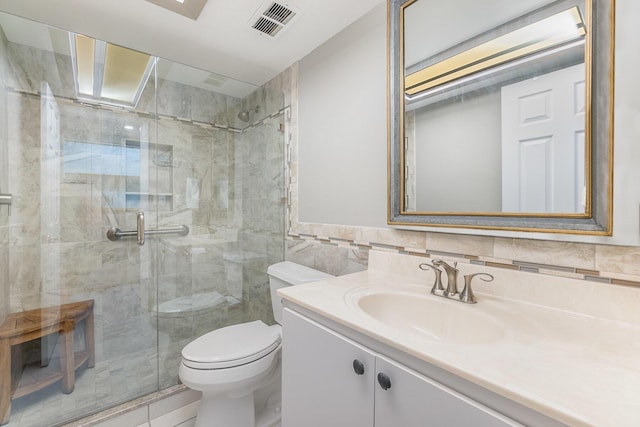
182,321 -> 281,370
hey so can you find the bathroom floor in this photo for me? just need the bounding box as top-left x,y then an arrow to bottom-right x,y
6,303 -> 271,427
7,348 -> 158,427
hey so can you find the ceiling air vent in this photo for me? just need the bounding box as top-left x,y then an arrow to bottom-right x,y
250,1 -> 301,38
203,73 -> 228,88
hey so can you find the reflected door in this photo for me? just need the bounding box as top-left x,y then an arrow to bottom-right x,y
501,63 -> 586,213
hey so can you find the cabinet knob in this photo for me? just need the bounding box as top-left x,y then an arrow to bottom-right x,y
377,372 -> 392,390
352,359 -> 365,375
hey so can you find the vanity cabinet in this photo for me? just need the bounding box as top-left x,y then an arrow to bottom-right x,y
282,308 -> 375,426
282,308 -> 519,427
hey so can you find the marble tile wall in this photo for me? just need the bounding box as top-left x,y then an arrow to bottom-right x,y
0,26 -> 9,323
237,113 -> 286,325
272,63 -> 640,291
152,86 -> 286,386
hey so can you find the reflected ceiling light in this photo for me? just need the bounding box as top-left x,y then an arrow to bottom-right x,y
70,34 -> 156,108
405,6 -> 586,97
405,39 -> 585,103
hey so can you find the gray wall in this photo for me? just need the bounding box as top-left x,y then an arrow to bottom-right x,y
295,0 -> 640,247
298,2 -> 387,228
414,92 -> 502,212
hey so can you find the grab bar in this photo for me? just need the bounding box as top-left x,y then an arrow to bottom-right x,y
106,225 -> 189,242
137,211 -> 145,246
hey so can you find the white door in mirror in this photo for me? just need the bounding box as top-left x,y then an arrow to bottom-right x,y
501,63 -> 586,213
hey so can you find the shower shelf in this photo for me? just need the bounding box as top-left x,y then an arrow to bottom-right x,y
123,140 -> 174,211
125,192 -> 173,196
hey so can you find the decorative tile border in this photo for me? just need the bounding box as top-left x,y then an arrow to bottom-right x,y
7,87 -> 287,135
285,232 -> 640,289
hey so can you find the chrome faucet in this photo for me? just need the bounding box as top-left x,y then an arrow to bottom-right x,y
432,259 -> 459,296
419,260 -> 494,304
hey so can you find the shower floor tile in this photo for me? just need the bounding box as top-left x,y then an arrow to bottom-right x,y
7,349 -> 158,427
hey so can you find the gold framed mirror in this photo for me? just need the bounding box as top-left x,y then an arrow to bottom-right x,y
387,0 -> 614,234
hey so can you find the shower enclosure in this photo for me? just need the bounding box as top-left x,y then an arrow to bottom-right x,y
0,11 -> 285,427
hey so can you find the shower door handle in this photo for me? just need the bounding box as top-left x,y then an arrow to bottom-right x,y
137,211 -> 145,246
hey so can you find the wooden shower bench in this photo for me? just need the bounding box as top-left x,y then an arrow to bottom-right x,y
0,300 -> 95,425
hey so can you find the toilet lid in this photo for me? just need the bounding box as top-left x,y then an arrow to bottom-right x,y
181,321 -> 281,369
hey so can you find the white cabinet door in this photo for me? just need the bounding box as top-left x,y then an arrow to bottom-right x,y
282,308 -> 375,427
374,355 -> 520,427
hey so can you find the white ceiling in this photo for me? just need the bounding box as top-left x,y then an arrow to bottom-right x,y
0,0 -> 383,87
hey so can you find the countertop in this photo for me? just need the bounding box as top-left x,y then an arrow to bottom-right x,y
277,254 -> 640,427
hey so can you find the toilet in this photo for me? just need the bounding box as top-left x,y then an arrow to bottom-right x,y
179,261 -> 334,427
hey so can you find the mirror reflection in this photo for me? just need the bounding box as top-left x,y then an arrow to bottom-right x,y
402,0 -> 589,215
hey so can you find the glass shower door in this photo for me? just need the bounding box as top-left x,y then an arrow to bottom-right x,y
153,58 -> 286,388
0,12 -> 161,426
0,9 -> 286,426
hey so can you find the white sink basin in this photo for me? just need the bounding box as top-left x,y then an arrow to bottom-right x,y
351,289 -> 505,344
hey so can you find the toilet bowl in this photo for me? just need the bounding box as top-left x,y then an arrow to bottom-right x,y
179,261 -> 334,427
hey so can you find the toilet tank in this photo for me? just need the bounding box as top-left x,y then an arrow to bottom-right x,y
267,261 -> 334,324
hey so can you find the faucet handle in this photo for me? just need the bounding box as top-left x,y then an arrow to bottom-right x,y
418,263 -> 444,294
460,273 -> 493,304
432,259 -> 457,269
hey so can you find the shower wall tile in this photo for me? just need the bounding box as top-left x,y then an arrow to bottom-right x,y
51,50 -> 76,97
0,27 -> 9,323
210,131 -> 235,225
100,282 -> 157,360
0,24 -> 9,85
6,44 -> 72,97
248,82 -> 287,116
60,188 -> 103,243
156,79 -> 192,120
57,242 -> 114,289
262,62 -> 298,111
9,243 -> 41,310
235,106 -> 286,325
191,134 -> 213,198
190,86 -> 230,125
0,233 -> 8,322
135,74 -> 157,116
240,86 -> 284,125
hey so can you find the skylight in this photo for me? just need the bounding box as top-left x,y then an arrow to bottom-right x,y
70,34 -> 156,108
